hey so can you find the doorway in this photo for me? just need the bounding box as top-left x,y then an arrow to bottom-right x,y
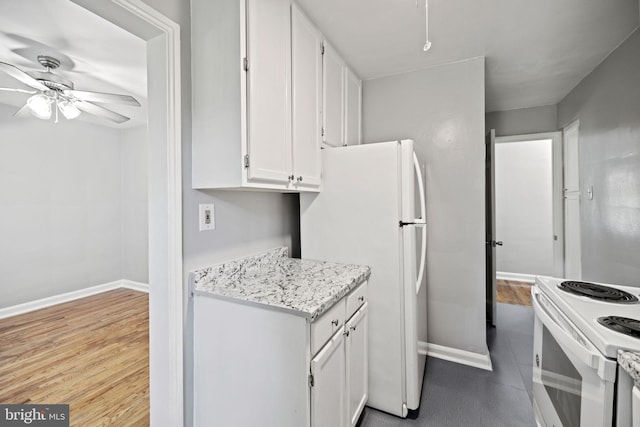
0,0 -> 182,424
486,132 -> 563,314
63,1 -> 184,424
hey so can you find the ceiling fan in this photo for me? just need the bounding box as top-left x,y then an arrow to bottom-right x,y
0,55 -> 140,124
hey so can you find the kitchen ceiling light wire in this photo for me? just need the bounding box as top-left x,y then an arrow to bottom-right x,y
423,0 -> 432,52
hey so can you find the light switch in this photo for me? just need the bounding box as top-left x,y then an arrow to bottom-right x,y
199,204 -> 215,231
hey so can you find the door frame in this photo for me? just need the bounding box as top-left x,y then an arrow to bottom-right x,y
71,1 -> 183,425
493,131 -> 564,278
560,119 -> 582,279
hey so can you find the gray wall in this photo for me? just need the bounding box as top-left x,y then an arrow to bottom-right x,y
363,58 -> 489,358
0,105 -> 148,307
558,29 -> 640,287
486,105 -> 558,137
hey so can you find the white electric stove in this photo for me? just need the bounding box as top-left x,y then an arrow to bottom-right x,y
532,276 -> 640,427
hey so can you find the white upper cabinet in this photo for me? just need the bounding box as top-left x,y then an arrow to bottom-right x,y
322,42 -> 345,147
292,4 -> 322,187
322,42 -> 362,147
191,0 -> 360,190
246,0 -> 292,184
191,0 -> 320,191
344,68 -> 362,146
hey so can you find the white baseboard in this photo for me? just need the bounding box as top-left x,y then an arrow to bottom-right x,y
0,280 -> 150,320
496,271 -> 537,283
121,280 -> 150,293
423,342 -> 493,371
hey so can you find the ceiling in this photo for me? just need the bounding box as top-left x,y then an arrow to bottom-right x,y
1,1 -> 635,122
0,0 -> 147,128
296,0 -> 639,112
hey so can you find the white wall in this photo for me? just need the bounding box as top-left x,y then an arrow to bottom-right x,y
0,105 -> 116,306
363,57 -> 489,359
122,125 -> 149,283
495,139 -> 554,276
0,104 -> 149,308
558,28 -> 640,287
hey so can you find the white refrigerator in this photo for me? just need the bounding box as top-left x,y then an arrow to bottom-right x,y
300,139 -> 428,418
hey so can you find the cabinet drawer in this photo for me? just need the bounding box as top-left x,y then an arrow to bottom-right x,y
346,281 -> 368,320
311,299 -> 346,355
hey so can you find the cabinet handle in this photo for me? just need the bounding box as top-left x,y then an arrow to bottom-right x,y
288,174 -> 295,181
358,296 -> 364,302
343,330 -> 350,337
297,176 -> 303,182
350,325 -> 357,332
331,319 -> 339,326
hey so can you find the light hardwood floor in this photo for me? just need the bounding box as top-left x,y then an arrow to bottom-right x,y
0,289 -> 149,426
496,279 -> 533,306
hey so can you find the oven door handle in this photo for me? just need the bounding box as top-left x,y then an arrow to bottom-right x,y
532,287 -> 600,370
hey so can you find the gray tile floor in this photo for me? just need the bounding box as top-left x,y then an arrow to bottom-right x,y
358,303 -> 536,427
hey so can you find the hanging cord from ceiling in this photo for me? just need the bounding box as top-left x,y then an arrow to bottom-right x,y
423,0 -> 432,52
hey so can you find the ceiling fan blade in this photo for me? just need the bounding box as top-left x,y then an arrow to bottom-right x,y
64,89 -> 141,107
0,62 -> 48,91
76,100 -> 130,124
13,103 -> 32,118
0,87 -> 37,94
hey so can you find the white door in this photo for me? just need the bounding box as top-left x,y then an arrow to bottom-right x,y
563,121 -> 582,279
246,0 -> 292,183
485,129 -> 497,325
322,42 -> 344,147
343,68 -> 361,146
311,328 -> 346,427
346,304 -> 368,427
291,4 -> 322,186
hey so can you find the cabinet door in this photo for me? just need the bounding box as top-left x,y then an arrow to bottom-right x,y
344,68 -> 362,146
291,4 -> 322,186
322,42 -> 345,147
246,0 -> 292,184
346,303 -> 368,427
311,327 -> 346,427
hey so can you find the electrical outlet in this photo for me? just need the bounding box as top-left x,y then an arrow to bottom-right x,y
199,204 -> 215,231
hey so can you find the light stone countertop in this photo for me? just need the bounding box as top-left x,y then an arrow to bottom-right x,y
190,247 -> 371,321
618,350 -> 640,388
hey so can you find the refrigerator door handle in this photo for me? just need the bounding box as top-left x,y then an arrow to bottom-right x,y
413,153 -> 427,294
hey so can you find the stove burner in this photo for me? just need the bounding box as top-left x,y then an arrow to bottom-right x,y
597,316 -> 640,339
558,281 -> 639,303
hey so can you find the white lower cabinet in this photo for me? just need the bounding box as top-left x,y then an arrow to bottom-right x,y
346,304 -> 368,426
193,280 -> 368,427
311,302 -> 369,427
311,328 -> 346,427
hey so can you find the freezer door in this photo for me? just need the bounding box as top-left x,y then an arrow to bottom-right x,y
300,141 -> 406,416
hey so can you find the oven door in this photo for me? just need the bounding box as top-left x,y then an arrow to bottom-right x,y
531,286 -> 616,427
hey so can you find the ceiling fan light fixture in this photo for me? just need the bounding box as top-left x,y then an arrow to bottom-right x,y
58,100 -> 81,120
27,93 -> 52,120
